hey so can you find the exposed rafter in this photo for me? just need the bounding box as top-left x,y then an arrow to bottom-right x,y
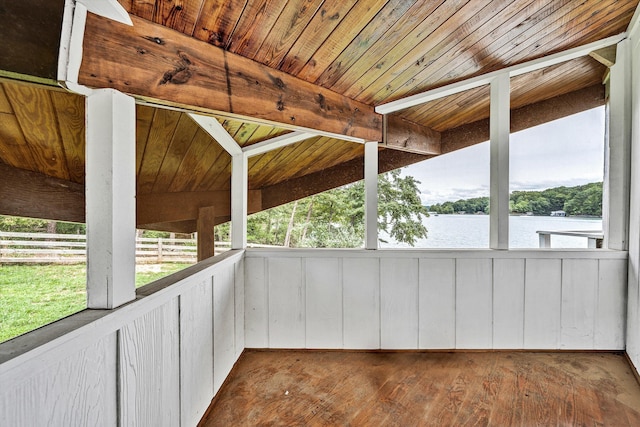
79,14 -> 382,142
188,113 -> 242,156
242,131 -> 315,157
375,34 -> 626,115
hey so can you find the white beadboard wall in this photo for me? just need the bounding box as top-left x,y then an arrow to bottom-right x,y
244,249 -> 628,351
0,250 -> 245,427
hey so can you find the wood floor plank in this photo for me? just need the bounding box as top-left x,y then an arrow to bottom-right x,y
200,351 -> 640,426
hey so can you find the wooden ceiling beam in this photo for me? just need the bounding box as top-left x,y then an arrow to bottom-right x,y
137,190 -> 262,227
78,14 -> 382,143
442,84 -> 605,154
260,149 -> 430,210
384,115 -> 441,155
0,162 -> 85,223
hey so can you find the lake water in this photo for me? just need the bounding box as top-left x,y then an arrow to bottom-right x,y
379,215 -> 603,249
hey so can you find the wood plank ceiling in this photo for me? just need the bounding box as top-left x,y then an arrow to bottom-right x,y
0,0 -> 637,231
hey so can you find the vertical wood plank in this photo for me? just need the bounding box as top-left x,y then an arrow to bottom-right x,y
456,258 -> 493,349
244,256 -> 268,348
524,259 -> 562,349
343,257 -> 380,349
380,258 -> 419,349
0,333 -> 117,426
305,258 -> 343,349
561,259 -> 598,349
493,258 -> 525,349
419,258 -> 455,349
234,258 -> 245,358
120,299 -> 180,426
180,280 -> 214,426
268,257 -> 305,348
595,259 -> 627,349
213,267 -> 236,394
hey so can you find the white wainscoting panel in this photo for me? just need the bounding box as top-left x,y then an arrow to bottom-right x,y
419,258 -> 455,349
456,258 -> 493,349
268,257 -> 305,348
0,250 -> 245,427
213,267 -> 237,394
343,257 -> 380,349
561,259 -> 599,349
524,258 -> 562,349
119,298 -> 180,427
0,333 -> 117,427
493,258 -> 525,348
245,249 -> 626,352
596,259 -> 627,349
244,256 -> 268,347
180,280 -> 214,426
381,258 -> 419,349
305,258 -> 343,348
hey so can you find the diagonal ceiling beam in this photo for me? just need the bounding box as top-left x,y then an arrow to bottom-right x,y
188,113 -> 242,156
376,33 -> 626,115
242,131 -> 315,157
79,13 -> 381,142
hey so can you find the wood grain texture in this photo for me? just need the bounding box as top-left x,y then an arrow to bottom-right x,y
180,280 -> 214,426
79,14 -> 382,142
201,350 -> 640,426
119,299 -> 180,426
213,266 -> 236,393
3,84 -> 70,179
0,333 -> 117,427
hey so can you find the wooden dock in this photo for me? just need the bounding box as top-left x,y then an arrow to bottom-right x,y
201,350 -> 640,426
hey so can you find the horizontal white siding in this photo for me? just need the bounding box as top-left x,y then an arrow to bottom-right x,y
245,249 -> 628,351
0,251 -> 245,427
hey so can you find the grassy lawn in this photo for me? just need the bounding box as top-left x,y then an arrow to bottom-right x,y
0,263 -> 192,343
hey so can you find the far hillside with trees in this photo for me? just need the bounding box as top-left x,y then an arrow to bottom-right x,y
428,182 -> 602,217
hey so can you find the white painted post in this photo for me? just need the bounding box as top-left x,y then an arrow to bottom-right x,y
231,153 -> 248,249
539,233 -> 551,248
85,89 -> 136,309
365,141 -> 379,249
490,73 -> 510,249
603,40 -> 631,250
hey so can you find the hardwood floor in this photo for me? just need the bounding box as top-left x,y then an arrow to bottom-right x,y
200,350 -> 640,426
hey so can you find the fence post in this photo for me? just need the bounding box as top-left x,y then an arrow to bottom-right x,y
158,237 -> 163,263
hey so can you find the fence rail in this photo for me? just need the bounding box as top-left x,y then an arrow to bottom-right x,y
0,232 -> 201,264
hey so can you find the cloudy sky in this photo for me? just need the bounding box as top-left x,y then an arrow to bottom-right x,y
402,106 -> 606,206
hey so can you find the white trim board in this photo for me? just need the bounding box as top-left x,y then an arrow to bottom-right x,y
375,33 -> 627,114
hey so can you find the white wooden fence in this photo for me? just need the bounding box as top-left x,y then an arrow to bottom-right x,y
0,232 -> 200,264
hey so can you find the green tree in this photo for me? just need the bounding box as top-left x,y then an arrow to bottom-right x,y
242,170 -> 429,248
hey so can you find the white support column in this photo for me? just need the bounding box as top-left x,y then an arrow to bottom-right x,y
231,153 -> 248,249
490,74 -> 510,250
604,40 -> 631,250
364,141 -> 379,249
86,89 -> 136,309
